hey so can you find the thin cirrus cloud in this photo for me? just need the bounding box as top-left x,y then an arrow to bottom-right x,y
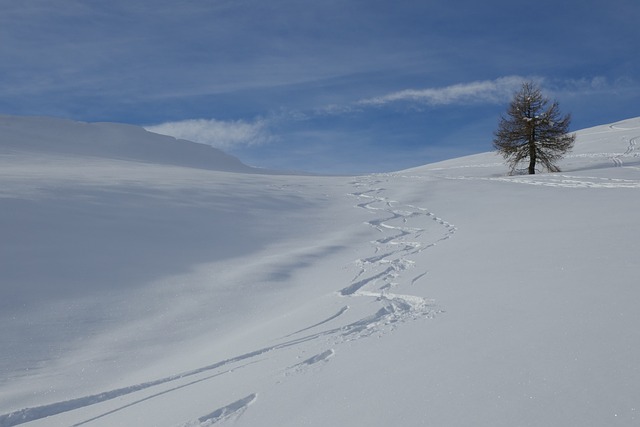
145,118 -> 273,150
356,75 -> 634,109
358,76 -> 530,107
143,75 -> 628,159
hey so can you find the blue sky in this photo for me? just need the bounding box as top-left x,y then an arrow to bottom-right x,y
1,0 -> 638,173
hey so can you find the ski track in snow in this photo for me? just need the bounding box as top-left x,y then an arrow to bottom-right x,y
0,175 -> 453,427
11,143 -> 636,425
179,394 -> 257,427
607,134 -> 640,168
298,349 -> 335,366
284,306 -> 350,338
287,349 -> 336,374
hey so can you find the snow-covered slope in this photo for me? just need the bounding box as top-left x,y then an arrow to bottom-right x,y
1,116 -> 639,427
0,115 -> 256,173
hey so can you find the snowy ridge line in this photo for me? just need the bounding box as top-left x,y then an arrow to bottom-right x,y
179,394 -> 257,427
401,129 -> 640,183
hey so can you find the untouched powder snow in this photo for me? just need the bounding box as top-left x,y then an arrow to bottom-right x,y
0,115 -> 257,173
1,115 -> 639,426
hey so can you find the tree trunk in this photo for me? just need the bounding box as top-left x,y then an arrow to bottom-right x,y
528,142 -> 536,174
528,125 -> 536,174
528,156 -> 536,174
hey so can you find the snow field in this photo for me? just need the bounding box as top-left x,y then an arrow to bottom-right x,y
1,116 -> 640,426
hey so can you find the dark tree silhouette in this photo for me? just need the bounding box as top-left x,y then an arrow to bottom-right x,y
493,81 -> 575,174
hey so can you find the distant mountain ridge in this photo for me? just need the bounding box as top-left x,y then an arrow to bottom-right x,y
0,115 -> 257,173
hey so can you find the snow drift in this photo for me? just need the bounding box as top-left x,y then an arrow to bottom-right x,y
1,115 -> 639,427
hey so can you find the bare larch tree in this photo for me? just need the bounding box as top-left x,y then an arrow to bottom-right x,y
493,81 -> 575,174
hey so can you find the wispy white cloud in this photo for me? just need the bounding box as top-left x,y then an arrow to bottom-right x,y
145,118 -> 273,150
547,76 -> 638,97
358,76 -> 531,107
354,75 -> 639,110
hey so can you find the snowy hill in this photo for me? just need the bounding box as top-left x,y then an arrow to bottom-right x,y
0,115 -> 256,173
1,116 -> 639,427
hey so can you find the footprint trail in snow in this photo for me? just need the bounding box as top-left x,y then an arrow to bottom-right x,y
0,175 -> 456,427
336,175 -> 456,338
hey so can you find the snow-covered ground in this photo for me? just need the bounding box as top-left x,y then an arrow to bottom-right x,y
1,115 -> 639,426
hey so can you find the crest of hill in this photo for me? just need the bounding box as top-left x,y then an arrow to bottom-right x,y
0,115 -> 259,173
403,116 -> 640,176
